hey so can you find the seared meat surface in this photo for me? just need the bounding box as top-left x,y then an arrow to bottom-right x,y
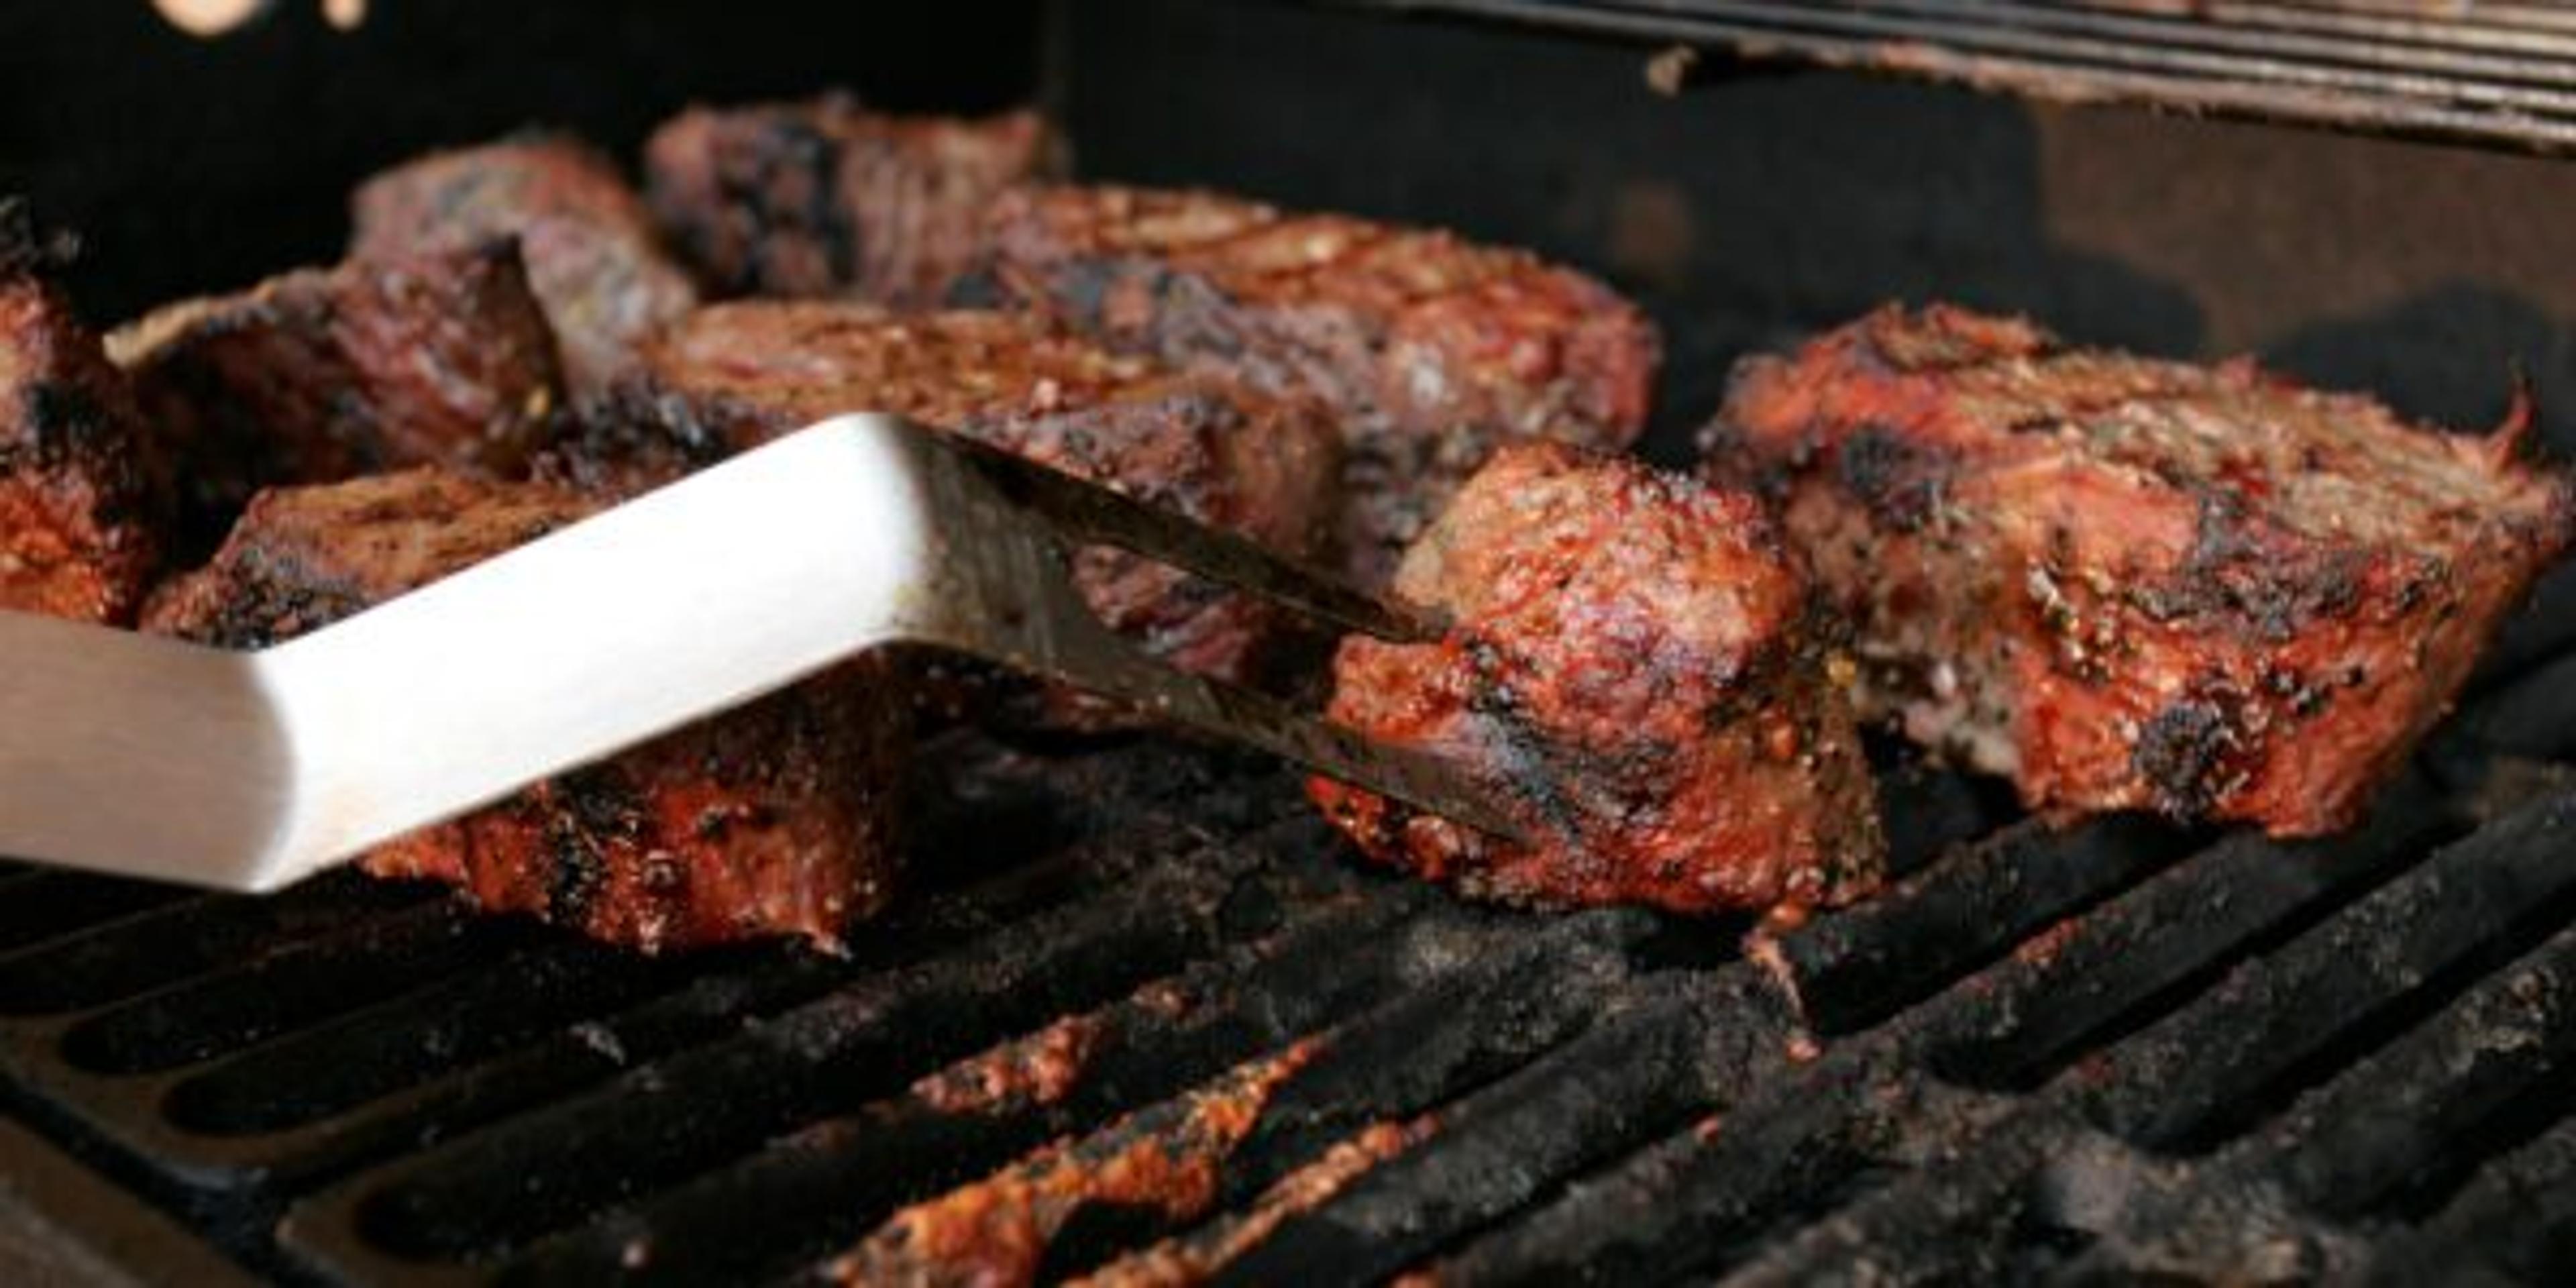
619,303 -> 1339,692
1311,441 -> 1884,914
1712,304 -> 2575,837
647,95 -> 1051,308
351,138 -> 698,394
0,206 -> 160,623
112,241 -> 564,551
143,470 -> 902,952
983,184 -> 1659,584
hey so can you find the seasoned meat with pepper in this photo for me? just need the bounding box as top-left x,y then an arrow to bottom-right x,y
0,204 -> 160,623
1311,441 -> 1884,915
646,95 -> 1052,307
616,303 -> 1339,693
142,469 -> 902,952
111,240 -> 564,551
1711,303 -> 2576,837
983,184 -> 1660,584
351,138 -> 698,394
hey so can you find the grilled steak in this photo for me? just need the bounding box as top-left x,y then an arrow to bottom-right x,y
983,184 -> 1660,584
1311,441 -> 1884,914
646,95 -> 1052,307
143,469 -> 903,952
112,241 -> 564,553
351,138 -> 698,395
615,303 -> 1340,694
0,205 -> 160,623
1711,303 -> 2576,837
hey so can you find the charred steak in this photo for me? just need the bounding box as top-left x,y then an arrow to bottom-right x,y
982,184 -> 1659,584
143,469 -> 903,952
617,303 -> 1340,694
351,138 -> 699,395
112,241 -> 564,552
1711,304 -> 2575,837
647,95 -> 1052,308
0,205 -> 160,624
1312,441 -> 1884,915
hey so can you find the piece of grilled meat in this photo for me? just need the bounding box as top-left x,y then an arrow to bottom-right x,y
112,241 -> 564,553
143,470 -> 903,952
1311,441 -> 1884,914
351,138 -> 698,395
612,303 -> 1339,694
646,95 -> 1052,308
983,184 -> 1660,584
1711,304 -> 2576,837
0,205 -> 160,623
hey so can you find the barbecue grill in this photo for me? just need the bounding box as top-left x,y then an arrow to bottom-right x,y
9,0 -> 2576,1282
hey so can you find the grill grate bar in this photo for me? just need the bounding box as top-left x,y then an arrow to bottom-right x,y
0,873 -> 438,1017
54,900 -> 529,1077
278,859 -> 1285,1269
600,911 -> 1646,1288
2394,1110 -> 2576,1283
158,938 -> 694,1136
1413,774 -> 2448,1285
1332,0 -> 2576,153
1210,979 -> 1746,1285
0,871 -> 194,955
2257,916 -> 2576,1221
2078,785 -> 2576,1151
1924,773 -> 2453,1089
1750,812 -> 2194,1035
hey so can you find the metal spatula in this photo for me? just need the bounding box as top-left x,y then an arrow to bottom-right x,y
0,413 -> 1521,892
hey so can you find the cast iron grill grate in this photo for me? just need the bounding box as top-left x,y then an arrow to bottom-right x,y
5,588 -> 2576,1284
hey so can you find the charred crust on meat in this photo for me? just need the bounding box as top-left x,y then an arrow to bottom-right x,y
1835,423 -> 1951,533
545,765 -> 646,922
1713,303 -> 2576,836
2133,690 -> 2249,819
1315,441 -> 1884,914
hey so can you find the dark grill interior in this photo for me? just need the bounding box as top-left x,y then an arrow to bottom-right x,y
13,1 -> 2576,1283
9,614 -> 2576,1284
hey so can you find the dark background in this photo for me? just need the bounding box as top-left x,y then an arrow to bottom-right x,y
7,0 -> 2575,457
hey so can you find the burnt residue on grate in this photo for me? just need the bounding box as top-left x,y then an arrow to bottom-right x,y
7,627 -> 2576,1285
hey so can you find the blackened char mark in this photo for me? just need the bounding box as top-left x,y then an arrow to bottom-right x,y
182,564 -> 372,651
2133,690 -> 2245,818
1458,631 -> 1588,845
2132,494 -> 2378,641
1835,423 -> 1951,533
544,765 -> 647,924
1047,258 -> 1251,364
